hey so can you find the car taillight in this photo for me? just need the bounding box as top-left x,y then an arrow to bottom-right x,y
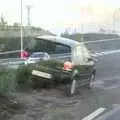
63,61 -> 74,71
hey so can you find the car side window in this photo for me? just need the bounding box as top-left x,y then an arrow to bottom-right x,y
34,39 -> 56,53
27,39 -> 37,50
26,38 -> 71,54
35,39 -> 71,54
54,44 -> 71,54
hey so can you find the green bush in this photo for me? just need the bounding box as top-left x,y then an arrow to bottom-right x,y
0,67 -> 25,120
33,60 -> 63,69
16,64 -> 51,90
16,65 -> 33,90
16,60 -> 62,89
30,60 -> 62,88
0,68 -> 17,94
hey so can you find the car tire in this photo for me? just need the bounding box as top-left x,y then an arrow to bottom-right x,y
65,69 -> 80,96
65,80 -> 77,97
65,78 -> 80,97
70,79 -> 77,94
86,73 -> 95,89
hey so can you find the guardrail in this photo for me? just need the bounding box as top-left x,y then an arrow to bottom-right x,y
0,50 -> 20,55
83,37 -> 120,43
0,58 -> 23,62
91,49 -> 120,57
0,37 -> 119,56
0,37 -> 119,62
0,58 -> 25,66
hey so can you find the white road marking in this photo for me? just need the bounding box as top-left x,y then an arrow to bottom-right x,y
104,85 -> 120,90
92,49 -> 120,57
82,107 -> 106,120
97,75 -> 120,82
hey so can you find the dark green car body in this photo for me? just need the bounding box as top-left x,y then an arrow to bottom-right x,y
28,35 -> 96,89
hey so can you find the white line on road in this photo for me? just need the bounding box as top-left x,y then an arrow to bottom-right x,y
97,75 -> 120,82
104,85 -> 120,90
92,49 -> 120,57
82,107 -> 106,120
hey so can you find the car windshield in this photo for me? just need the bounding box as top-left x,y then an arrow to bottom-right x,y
30,53 -> 44,58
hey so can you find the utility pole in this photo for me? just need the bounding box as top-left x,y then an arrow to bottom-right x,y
20,0 -> 23,58
81,7 -> 84,42
112,8 -> 120,33
26,5 -> 33,26
113,11 -> 115,33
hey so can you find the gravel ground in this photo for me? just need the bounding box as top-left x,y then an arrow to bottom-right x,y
10,89 -> 82,120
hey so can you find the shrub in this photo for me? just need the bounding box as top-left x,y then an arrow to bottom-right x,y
16,60 -> 62,89
31,75 -> 55,89
15,65 -> 33,90
0,68 -> 17,94
30,60 -> 63,88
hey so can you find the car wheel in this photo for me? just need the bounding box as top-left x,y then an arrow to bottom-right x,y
65,69 -> 80,96
65,77 -> 81,97
70,79 -> 77,95
64,80 -> 77,97
86,73 -> 95,89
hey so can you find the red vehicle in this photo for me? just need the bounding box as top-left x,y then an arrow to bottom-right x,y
19,50 -> 29,59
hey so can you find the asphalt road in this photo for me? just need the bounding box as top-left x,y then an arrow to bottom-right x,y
85,39 -> 120,53
76,53 -> 120,119
71,40 -> 120,119
43,40 -> 120,120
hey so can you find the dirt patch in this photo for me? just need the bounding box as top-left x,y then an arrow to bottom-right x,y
0,93 -> 25,120
10,88 -> 81,120
9,86 -> 105,120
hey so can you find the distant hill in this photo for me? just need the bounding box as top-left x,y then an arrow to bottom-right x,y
0,26 -> 55,38
0,26 -> 56,53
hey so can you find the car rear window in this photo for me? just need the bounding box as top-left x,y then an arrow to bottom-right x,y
25,38 -> 71,54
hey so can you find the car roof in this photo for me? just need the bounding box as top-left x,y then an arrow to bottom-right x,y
36,35 -> 80,47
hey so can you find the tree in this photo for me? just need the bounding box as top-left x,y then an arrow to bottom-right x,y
13,22 -> 20,30
99,28 -> 106,33
60,29 -> 70,38
112,30 -> 116,33
0,15 -> 7,30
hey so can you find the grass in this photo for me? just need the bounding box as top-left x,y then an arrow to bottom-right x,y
0,67 -> 25,120
0,68 -> 17,94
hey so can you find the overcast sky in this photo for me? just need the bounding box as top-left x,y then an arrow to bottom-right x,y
0,0 -> 120,34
